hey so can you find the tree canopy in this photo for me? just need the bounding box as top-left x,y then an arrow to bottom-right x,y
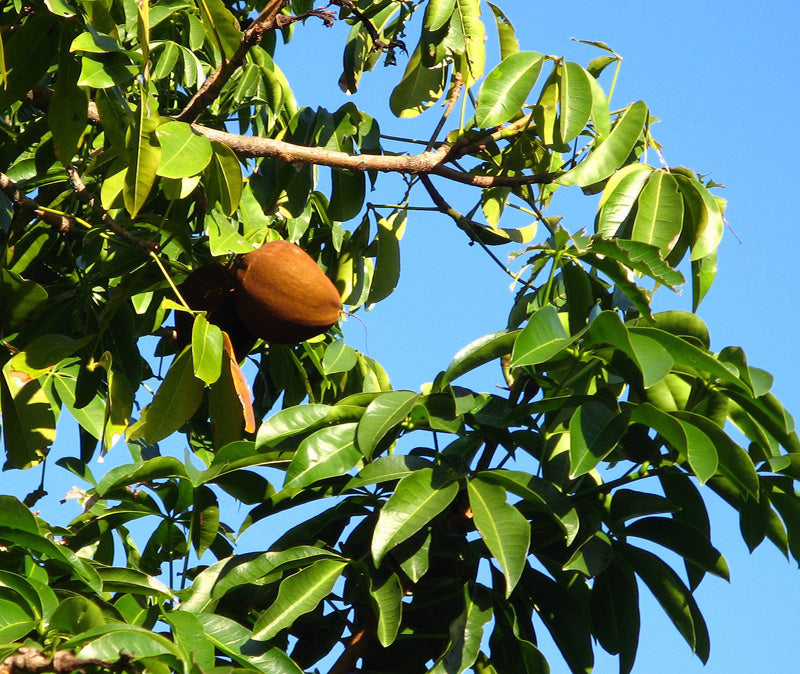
1,1 -> 799,673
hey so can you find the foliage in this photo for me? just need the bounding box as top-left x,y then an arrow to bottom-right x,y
0,1 -> 798,673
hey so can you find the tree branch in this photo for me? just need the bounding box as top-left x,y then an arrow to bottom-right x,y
0,171 -> 72,233
418,174 -> 518,280
26,88 -> 558,189
174,0 -> 290,123
66,167 -> 159,254
190,124 -> 556,186
328,626 -> 373,674
0,648 -> 137,674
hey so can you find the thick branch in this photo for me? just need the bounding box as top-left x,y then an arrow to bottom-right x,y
0,648 -> 136,674
27,88 -> 558,189
191,125 -> 556,186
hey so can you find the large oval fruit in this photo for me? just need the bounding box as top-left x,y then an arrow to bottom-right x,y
174,263 -> 256,361
232,240 -> 342,344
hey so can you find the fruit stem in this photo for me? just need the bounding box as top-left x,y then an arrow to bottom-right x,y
150,251 -> 192,311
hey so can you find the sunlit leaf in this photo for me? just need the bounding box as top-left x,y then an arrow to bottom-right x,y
252,559 -> 348,640
284,423 -> 360,489
156,120 -> 213,178
511,305 -> 574,367
356,391 -> 419,459
467,477 -> 530,596
476,51 -> 543,127
372,468 -> 458,565
558,101 -> 648,187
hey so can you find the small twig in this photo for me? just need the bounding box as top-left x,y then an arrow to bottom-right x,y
66,166 -> 159,254
427,72 -> 464,151
419,174 -> 518,281
330,0 -> 406,62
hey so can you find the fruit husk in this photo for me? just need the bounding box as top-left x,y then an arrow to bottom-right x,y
233,240 -> 342,344
174,263 -> 256,361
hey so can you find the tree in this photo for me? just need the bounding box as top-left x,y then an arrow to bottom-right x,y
0,1 -> 797,673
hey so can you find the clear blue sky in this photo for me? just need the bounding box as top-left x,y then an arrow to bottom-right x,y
8,2 -> 798,673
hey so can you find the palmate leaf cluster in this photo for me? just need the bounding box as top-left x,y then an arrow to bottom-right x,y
0,1 -> 798,674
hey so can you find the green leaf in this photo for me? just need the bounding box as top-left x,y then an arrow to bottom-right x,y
586,310 -> 673,388
369,571 -> 403,647
284,423 -> 361,489
123,93 -> 161,218
631,171 -> 684,255
49,596 -> 105,634
367,210 -> 404,305
49,48 -> 88,164
568,401 -> 629,477
620,544 -> 709,662
71,626 -> 182,661
191,313 -> 223,385
205,210 -> 254,256
629,327 -> 749,393
579,235 -> 685,290
196,613 -> 305,673
624,517 -> 729,581
437,330 -> 518,389
511,305 -> 574,367
165,611 -> 215,672
1,365 -> 55,469
487,2 -> 519,60
475,469 -> 579,544
329,168 -> 365,222
429,584 -> 493,674
345,454 -> 433,490
255,404 -> 335,450
0,598 -> 35,642
587,69 -> 612,138
96,456 -> 189,496
558,100 -> 648,187
591,560 -> 639,674
467,477 -> 530,596
559,61 -> 593,143
475,51 -> 543,128
390,45 -> 446,118
371,468 -> 458,565
675,411 -> 759,499
520,568 -> 595,672
356,391 -> 419,459
452,0 -> 485,85
252,558 -> 348,640
322,340 -> 359,375
205,141 -> 243,216
127,348 -> 205,444
0,14 -> 58,112
675,174 -> 724,261
597,163 -> 653,239
156,120 -> 213,178
423,0 -> 455,32
196,0 -> 241,60
676,417 -> 718,484
190,486 -> 220,557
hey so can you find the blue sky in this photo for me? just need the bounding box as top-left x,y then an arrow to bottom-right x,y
7,1 -> 799,672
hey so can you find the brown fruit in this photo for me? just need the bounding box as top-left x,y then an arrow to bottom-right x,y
232,240 -> 342,344
174,263 -> 256,361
